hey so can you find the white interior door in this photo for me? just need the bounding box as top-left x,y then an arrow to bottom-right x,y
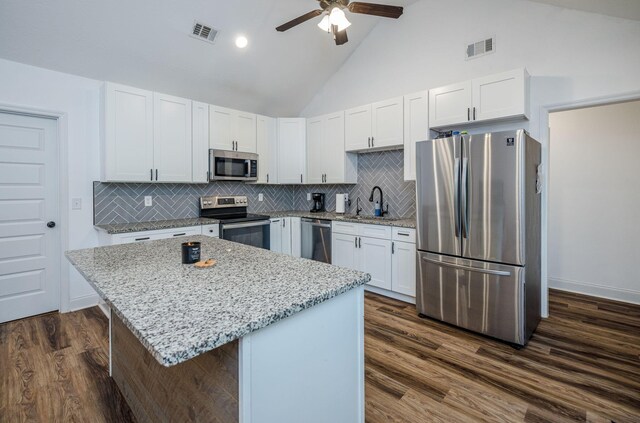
0,112 -> 59,323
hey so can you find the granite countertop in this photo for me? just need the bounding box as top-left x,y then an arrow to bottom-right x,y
94,217 -> 217,234
95,212 -> 415,235
65,235 -> 370,367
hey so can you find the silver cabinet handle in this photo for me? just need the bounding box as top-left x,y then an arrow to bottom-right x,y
368,137 -> 371,148
172,233 -> 186,237
134,237 -> 150,241
397,232 -> 410,237
422,257 -> 511,276
300,174 -> 303,183
473,107 -> 476,120
371,137 -> 374,147
467,108 -> 470,121
392,242 -> 395,254
358,237 -> 361,248
267,174 -> 269,183
282,219 -> 285,228
354,237 -> 357,248
155,169 -> 158,181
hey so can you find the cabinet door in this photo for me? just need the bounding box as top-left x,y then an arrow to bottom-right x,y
209,105 -> 234,151
332,233 -> 358,270
102,83 -> 154,182
306,116 -> 324,184
345,104 -> 372,152
281,218 -> 292,256
371,97 -> 403,149
290,217 -> 301,258
391,241 -> 416,297
270,219 -> 282,253
277,118 -> 306,184
472,69 -> 528,122
359,236 -> 392,290
153,93 -> 192,183
256,115 -> 278,184
235,111 -> 257,153
192,101 -> 209,183
429,81 -> 472,129
323,112 -> 354,184
403,91 -> 428,182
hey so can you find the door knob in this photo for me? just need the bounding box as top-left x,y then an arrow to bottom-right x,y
47,221 -> 56,228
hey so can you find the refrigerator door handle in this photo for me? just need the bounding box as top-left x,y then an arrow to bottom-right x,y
454,158 -> 460,237
461,157 -> 469,238
422,257 -> 511,276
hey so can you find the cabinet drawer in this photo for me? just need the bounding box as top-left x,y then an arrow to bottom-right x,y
332,221 -> 358,236
358,224 -> 392,240
392,227 -> 416,243
112,226 -> 199,245
201,224 -> 220,237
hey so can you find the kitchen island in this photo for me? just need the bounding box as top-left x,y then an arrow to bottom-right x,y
66,235 -> 370,423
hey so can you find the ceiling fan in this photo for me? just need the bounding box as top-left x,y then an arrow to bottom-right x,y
275,0 -> 403,46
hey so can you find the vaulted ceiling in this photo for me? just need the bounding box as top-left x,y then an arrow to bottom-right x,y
0,0 -> 638,117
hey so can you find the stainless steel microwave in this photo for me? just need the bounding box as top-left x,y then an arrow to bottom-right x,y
208,149 -> 258,182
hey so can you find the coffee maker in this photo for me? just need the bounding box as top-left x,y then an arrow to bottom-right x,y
310,193 -> 325,213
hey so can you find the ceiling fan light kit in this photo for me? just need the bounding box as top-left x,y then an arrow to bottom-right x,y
276,0 -> 403,45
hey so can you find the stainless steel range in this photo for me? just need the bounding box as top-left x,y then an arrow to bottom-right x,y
199,196 -> 270,249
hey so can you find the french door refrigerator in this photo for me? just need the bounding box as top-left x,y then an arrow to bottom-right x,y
415,129 -> 542,345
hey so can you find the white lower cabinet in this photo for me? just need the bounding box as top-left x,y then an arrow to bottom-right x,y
98,226 -> 201,246
270,217 -> 293,256
332,222 -> 416,302
290,217 -> 301,258
201,224 -> 220,238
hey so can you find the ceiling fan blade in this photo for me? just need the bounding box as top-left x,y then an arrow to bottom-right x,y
276,9 -> 323,32
333,26 -> 349,45
347,2 -> 403,19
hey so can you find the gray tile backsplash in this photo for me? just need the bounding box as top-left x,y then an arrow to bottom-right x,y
94,150 -> 416,225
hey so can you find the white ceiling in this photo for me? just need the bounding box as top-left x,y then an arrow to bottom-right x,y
0,0 -> 414,116
526,0 -> 640,21
0,0 -> 638,117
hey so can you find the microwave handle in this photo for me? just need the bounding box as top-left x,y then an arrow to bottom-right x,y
244,160 -> 250,177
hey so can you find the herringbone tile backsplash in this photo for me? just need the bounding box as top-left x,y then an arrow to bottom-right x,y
94,150 -> 416,224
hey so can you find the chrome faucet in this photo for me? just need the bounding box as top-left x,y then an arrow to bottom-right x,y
356,197 -> 363,216
369,186 -> 388,216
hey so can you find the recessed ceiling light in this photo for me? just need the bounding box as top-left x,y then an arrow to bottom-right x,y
235,36 -> 248,49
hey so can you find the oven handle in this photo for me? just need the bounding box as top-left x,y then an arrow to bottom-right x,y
222,220 -> 270,230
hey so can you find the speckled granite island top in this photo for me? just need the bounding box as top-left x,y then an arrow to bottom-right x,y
65,236 -> 370,367
94,217 -> 215,234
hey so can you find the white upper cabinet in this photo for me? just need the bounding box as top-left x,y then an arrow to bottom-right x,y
306,116 -> 324,184
371,97 -> 404,149
192,101 -> 209,183
429,68 -> 530,129
101,82 -> 154,182
403,91 -> 429,182
153,93 -> 192,183
428,81 -> 472,129
277,118 -> 306,184
345,97 -> 403,152
472,68 -> 529,122
209,106 -> 257,153
307,112 -> 357,185
256,115 -> 278,184
344,104 -> 372,151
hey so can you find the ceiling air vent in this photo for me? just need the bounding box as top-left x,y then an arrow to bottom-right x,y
466,37 -> 495,60
191,21 -> 218,44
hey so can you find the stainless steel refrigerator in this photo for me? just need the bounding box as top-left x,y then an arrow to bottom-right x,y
415,129 -> 542,345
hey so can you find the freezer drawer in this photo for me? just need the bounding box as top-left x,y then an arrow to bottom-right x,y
416,251 -> 526,345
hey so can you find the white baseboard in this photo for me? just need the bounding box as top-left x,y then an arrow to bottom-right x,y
549,276 -> 640,305
364,285 -> 416,305
67,293 -> 100,312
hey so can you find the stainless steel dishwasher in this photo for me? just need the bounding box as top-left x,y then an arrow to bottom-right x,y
301,218 -> 332,263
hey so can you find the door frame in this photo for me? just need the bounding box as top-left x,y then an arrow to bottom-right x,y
0,102 -> 70,313
538,89 -> 640,318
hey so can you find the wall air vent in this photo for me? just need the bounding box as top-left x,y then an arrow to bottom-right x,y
191,21 -> 218,44
466,37 -> 495,60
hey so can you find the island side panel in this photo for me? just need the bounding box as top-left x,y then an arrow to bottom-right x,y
110,314 -> 239,423
239,286 -> 365,423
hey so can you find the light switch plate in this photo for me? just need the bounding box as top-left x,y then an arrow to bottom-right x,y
258,193 -> 264,202
144,196 -> 153,207
71,198 -> 82,210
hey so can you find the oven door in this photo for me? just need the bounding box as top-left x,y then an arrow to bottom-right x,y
221,221 -> 270,249
209,150 -> 258,181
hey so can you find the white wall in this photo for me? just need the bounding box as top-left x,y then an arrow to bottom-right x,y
301,0 -> 640,314
548,100 -> 640,304
0,58 -> 101,310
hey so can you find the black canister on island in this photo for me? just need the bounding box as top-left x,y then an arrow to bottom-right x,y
181,241 -> 201,264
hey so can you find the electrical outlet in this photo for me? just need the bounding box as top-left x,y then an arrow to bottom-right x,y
343,193 -> 349,202
144,196 -> 153,207
258,193 -> 264,202
307,193 -> 311,201
71,198 -> 82,210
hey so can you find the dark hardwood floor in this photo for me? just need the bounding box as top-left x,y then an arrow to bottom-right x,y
1,289 -> 639,422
